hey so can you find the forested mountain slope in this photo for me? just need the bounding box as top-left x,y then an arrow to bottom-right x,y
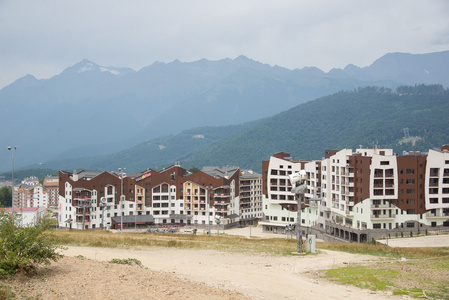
181,85 -> 449,171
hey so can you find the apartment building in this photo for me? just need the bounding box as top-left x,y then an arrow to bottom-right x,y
260,152 -> 308,233
239,169 -> 263,224
58,165 -> 241,230
261,146 -> 449,242
43,175 -> 59,207
14,176 -> 48,208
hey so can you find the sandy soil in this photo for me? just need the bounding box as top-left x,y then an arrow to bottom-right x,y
2,226 -> 407,299
4,245 -> 395,300
61,246 -> 393,300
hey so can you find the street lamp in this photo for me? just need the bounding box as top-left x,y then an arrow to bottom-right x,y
289,170 -> 308,253
7,146 -> 17,209
118,168 -> 126,234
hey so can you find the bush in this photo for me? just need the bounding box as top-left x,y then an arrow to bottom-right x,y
109,258 -> 142,267
410,231 -> 413,237
0,210 -> 63,277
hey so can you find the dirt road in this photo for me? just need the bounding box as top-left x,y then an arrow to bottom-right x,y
62,246 -> 391,300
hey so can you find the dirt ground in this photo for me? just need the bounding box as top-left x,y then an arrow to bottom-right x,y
8,226 -> 444,299
3,244 -> 395,300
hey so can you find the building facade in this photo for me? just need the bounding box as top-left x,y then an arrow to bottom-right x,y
261,146 -> 449,242
58,165 -> 242,230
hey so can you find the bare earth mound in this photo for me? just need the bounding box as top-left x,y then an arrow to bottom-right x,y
5,256 -> 248,299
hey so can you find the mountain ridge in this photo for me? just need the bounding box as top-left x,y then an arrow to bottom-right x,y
1,51 -> 448,171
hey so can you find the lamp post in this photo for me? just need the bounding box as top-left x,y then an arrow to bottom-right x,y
7,146 -> 17,209
118,168 -> 126,234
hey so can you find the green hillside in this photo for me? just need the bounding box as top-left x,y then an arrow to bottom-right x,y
35,122 -> 259,172
28,84 -> 449,174
180,85 -> 449,171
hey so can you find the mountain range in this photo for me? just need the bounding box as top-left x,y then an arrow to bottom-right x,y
1,51 -> 449,172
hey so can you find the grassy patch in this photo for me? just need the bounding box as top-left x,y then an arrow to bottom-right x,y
0,284 -> 15,299
324,256 -> 449,299
109,258 -> 142,267
326,266 -> 396,290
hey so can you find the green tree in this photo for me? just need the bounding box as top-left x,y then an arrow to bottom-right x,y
188,167 -> 200,173
0,211 -> 63,277
0,187 -> 12,207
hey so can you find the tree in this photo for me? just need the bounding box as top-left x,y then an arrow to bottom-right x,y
188,167 -> 200,173
0,187 -> 12,207
0,211 -> 63,277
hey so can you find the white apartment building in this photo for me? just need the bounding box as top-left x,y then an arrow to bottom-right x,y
262,146 -> 449,242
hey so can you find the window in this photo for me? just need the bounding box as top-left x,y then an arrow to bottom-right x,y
406,199 -> 415,204
406,222 -> 414,228
406,189 -> 415,194
373,223 -> 381,229
380,161 -> 389,165
406,169 -> 415,174
429,198 -> 439,204
406,179 -> 415,184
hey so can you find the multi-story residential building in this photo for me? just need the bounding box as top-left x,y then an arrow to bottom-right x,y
43,175 -> 59,207
239,169 -> 263,223
14,176 -> 48,208
260,152 -> 307,233
261,146 -> 449,242
58,165 -> 241,230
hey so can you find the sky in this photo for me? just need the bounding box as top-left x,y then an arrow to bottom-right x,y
0,0 -> 448,89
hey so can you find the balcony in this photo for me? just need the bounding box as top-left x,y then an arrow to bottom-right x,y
371,203 -> 394,209
430,172 -> 439,177
371,213 -> 396,220
426,211 -> 449,218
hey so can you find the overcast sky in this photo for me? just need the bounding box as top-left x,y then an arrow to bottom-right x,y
0,0 -> 448,89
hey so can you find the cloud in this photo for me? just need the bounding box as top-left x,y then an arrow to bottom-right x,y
0,0 -> 448,88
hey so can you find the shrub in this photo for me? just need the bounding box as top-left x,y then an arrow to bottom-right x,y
0,210 -> 63,277
109,258 -> 142,267
401,232 -> 404,238
410,231 -> 413,237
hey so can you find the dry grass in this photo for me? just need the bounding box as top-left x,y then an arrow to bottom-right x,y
49,229 -> 297,255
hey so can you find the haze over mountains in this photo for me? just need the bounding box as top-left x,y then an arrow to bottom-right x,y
1,51 -> 448,172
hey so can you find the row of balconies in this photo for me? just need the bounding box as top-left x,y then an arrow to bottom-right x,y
371,203 -> 395,209
371,213 -> 396,219
426,211 -> 449,218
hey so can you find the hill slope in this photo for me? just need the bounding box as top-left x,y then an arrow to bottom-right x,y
34,84 -> 449,173
180,85 -> 449,171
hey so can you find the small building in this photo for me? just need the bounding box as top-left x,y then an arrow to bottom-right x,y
2,207 -> 46,227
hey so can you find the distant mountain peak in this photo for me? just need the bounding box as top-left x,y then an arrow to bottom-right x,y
76,59 -> 98,73
62,59 -> 134,77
